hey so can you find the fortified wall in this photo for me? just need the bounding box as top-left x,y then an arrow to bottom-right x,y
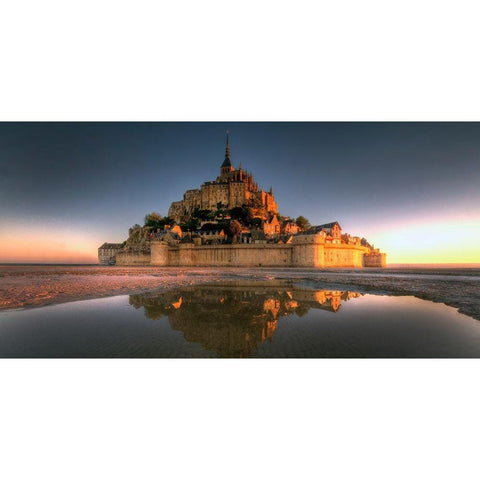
150,234 -> 386,268
116,252 -> 151,266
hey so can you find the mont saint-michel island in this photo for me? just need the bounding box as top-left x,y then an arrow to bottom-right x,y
1,122 -> 480,358
98,133 -> 386,268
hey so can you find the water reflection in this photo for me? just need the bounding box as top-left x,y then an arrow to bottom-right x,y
129,285 -> 362,357
1,282 -> 479,358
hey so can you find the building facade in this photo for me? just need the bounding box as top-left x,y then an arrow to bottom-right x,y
98,243 -> 123,265
168,133 -> 277,223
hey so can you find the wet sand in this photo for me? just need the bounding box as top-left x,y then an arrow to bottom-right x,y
1,265 -> 479,321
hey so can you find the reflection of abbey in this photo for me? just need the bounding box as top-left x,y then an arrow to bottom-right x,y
129,284 -> 363,357
98,133 -> 386,268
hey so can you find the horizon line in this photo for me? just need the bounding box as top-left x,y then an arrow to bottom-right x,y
1,262 -> 480,268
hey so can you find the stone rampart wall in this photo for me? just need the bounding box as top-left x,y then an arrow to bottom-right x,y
364,253 -> 387,267
149,239 -> 381,268
168,244 -> 292,267
323,244 -> 366,268
116,252 -> 151,266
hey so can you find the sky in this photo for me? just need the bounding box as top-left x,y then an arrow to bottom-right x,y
0,122 -> 479,264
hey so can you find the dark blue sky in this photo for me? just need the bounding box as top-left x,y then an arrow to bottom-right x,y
1,122 -> 479,262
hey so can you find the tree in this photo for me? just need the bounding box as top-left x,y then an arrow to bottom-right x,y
144,212 -> 175,230
180,218 -> 200,232
229,206 -> 253,226
144,212 -> 162,228
214,208 -> 228,219
295,216 -> 311,231
200,222 -> 218,231
216,220 -> 231,231
227,220 -> 242,239
250,217 -> 262,228
192,208 -> 214,221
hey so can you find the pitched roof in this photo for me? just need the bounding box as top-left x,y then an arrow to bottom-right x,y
317,221 -> 340,229
280,235 -> 294,244
99,243 -> 123,249
200,229 -> 225,235
307,221 -> 341,234
265,215 -> 279,225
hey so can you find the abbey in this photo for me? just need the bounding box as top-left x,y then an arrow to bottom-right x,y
99,133 -> 387,268
168,133 -> 277,223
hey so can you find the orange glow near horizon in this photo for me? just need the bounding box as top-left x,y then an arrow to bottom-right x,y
0,226 -> 99,264
0,217 -> 479,265
366,217 -> 480,264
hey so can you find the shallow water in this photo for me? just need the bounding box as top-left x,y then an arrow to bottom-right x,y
0,282 -> 479,358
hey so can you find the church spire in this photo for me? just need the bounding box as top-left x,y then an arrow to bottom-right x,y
221,130 -> 233,170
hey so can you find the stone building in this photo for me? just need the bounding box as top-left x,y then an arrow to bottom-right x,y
168,133 -> 277,223
263,215 -> 280,236
198,228 -> 226,242
308,222 -> 342,244
283,220 -> 300,235
98,243 -> 123,265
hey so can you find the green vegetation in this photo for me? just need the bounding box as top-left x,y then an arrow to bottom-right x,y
144,212 -> 175,230
180,218 -> 200,232
214,208 -> 229,219
140,206 -> 313,241
250,217 -> 262,228
295,216 -> 311,231
145,204 -> 311,237
192,208 -> 215,221
200,222 -> 219,231
229,206 -> 253,225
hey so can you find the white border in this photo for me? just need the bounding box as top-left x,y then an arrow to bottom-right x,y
1,2 -> 479,479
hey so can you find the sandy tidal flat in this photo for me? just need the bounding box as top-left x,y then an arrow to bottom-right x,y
1,265 -> 479,321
